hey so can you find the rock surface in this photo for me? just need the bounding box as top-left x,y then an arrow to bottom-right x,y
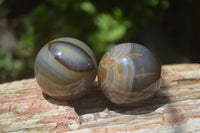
0,64 -> 200,132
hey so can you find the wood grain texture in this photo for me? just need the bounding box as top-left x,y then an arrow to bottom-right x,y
1,64 -> 200,133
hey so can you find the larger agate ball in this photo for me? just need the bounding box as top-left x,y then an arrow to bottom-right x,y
98,43 -> 161,106
34,37 -> 97,100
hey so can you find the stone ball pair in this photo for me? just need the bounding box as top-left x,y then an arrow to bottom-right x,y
34,37 -> 161,106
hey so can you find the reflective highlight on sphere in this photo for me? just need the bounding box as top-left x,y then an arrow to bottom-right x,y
98,43 -> 161,106
34,37 -> 97,100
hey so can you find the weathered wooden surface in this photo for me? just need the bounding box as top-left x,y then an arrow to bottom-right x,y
0,64 -> 200,133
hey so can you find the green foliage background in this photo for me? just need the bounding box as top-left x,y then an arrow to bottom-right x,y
0,0 -> 170,82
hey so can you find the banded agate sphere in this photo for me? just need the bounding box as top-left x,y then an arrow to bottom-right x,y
34,37 -> 97,100
98,43 -> 161,106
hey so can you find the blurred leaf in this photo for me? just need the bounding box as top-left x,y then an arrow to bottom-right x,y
48,0 -> 72,11
0,50 -> 24,82
161,0 -> 170,9
113,8 -> 123,19
80,1 -> 96,15
0,0 -> 5,5
0,51 -> 12,68
0,0 -> 170,82
145,0 -> 159,7
18,17 -> 35,57
11,60 -> 23,78
93,13 -> 131,42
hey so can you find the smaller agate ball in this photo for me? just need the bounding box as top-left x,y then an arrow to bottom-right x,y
98,43 -> 161,106
34,37 -> 97,100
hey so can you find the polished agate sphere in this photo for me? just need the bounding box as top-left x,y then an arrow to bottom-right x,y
34,37 -> 97,100
98,43 -> 161,106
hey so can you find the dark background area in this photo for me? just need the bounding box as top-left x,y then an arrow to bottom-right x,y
0,0 -> 199,83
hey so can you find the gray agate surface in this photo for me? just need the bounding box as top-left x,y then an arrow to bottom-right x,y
34,37 -> 97,100
98,43 -> 161,106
